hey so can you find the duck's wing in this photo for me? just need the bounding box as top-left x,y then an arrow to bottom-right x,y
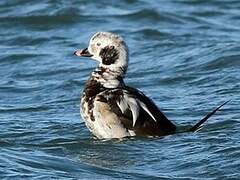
95,87 -> 176,136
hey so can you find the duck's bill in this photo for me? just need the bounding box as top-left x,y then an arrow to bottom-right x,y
74,48 -> 93,57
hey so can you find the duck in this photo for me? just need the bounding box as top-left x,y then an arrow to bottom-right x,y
74,32 -> 228,139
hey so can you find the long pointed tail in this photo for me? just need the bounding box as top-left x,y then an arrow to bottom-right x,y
189,100 -> 230,132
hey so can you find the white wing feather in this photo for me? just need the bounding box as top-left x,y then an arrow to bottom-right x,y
116,97 -> 128,113
116,91 -> 156,127
138,100 -> 156,122
127,97 -> 140,127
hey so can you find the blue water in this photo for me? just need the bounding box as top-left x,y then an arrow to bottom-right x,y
0,0 -> 240,179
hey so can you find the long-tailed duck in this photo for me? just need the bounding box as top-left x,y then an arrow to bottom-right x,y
74,32 -> 228,139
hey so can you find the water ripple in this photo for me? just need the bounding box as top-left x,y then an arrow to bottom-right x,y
0,0 -> 240,179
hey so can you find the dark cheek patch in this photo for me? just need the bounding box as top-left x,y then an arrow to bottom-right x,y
99,45 -> 119,65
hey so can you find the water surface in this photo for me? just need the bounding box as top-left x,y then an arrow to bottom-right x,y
0,0 -> 240,179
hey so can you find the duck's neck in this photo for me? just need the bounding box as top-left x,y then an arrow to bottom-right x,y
91,65 -> 126,88
83,66 -> 126,100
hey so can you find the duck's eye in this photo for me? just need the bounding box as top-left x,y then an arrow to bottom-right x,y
97,43 -> 101,46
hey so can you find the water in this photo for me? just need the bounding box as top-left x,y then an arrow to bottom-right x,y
0,0 -> 240,179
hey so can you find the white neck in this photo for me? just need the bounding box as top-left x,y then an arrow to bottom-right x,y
91,65 -> 126,88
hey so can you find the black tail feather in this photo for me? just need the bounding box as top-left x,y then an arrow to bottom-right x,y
189,100 -> 230,132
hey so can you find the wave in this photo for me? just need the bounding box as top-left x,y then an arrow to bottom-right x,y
0,54 -> 47,64
131,28 -> 171,39
205,54 -> 240,70
0,105 -> 50,113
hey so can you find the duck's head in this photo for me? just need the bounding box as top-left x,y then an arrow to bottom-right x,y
74,32 -> 129,73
